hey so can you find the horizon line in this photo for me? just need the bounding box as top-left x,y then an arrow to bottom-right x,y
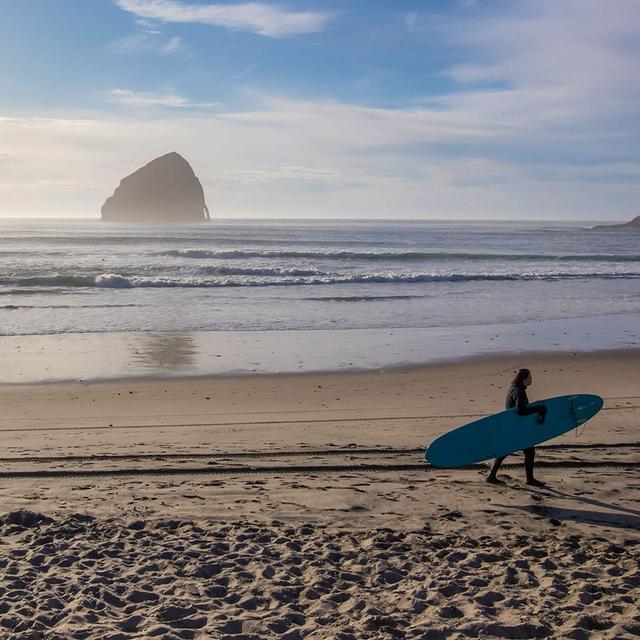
0,215 -> 623,224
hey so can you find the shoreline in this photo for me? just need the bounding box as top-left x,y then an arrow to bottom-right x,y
1,311 -> 639,384
1,345 -> 638,389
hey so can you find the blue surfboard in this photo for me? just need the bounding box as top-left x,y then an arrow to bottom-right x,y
425,394 -> 604,468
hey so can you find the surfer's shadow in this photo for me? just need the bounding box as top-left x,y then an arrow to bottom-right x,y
495,502 -> 640,530
496,485 -> 640,530
541,486 -> 640,518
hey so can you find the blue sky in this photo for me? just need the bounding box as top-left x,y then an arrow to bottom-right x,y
1,0 -> 639,219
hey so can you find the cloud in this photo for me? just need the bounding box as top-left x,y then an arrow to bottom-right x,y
113,0 -> 335,37
214,165 -> 340,184
0,153 -> 13,171
408,1 -> 640,162
108,88 -> 219,109
404,12 -> 418,32
231,64 -> 258,80
109,88 -> 189,107
3,90 -> 639,219
107,31 -> 189,56
160,35 -> 184,54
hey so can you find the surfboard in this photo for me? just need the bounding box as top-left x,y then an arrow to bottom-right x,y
425,394 -> 604,468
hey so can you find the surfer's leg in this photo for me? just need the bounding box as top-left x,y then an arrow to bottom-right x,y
486,456 -> 506,483
524,447 -> 545,487
524,447 -> 535,481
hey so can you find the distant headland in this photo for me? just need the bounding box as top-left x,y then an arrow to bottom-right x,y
101,152 -> 211,223
591,215 -> 640,230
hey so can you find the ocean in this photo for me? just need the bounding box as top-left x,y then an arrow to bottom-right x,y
0,218 -> 639,337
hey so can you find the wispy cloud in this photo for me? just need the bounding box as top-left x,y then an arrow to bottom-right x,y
4,85 -> 639,218
231,64 -> 258,81
113,0 -> 335,38
214,165 -> 340,184
160,35 -> 184,54
409,1 -> 640,161
404,12 -> 418,32
107,31 -> 189,56
108,88 -> 219,108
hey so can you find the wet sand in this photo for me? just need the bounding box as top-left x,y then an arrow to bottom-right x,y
1,313 -> 638,384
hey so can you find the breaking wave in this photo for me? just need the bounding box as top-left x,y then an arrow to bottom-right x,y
161,249 -> 640,263
200,266 -> 325,277
1,271 -> 639,290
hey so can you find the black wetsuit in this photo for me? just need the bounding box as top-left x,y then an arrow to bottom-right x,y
488,383 -> 546,482
505,383 -> 540,416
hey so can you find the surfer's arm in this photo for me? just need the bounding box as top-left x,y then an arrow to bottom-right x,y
515,388 -> 546,417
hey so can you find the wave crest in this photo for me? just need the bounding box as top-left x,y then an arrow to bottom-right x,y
1,271 -> 639,290
161,249 -> 640,263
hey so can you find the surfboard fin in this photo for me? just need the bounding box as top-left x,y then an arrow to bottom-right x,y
571,396 -> 587,437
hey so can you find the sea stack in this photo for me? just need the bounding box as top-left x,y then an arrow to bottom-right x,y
591,215 -> 640,230
101,152 -> 211,223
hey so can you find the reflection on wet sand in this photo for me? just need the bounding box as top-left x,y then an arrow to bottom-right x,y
130,332 -> 197,371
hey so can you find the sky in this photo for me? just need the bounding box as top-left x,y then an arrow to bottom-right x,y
0,0 -> 639,220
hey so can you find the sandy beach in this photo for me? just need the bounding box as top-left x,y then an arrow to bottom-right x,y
0,348 -> 638,638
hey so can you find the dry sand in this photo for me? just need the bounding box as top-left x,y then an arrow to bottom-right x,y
0,349 -> 638,639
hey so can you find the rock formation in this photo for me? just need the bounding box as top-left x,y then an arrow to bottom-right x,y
592,215 -> 640,230
101,152 -> 211,223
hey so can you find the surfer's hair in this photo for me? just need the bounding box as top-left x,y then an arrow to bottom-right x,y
512,368 -> 531,386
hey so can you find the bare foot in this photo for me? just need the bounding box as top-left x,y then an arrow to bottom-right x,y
486,476 -> 505,485
526,479 -> 546,488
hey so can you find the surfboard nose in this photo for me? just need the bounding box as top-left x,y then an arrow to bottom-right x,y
578,394 -> 604,412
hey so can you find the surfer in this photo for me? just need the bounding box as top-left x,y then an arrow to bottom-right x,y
486,368 -> 547,487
